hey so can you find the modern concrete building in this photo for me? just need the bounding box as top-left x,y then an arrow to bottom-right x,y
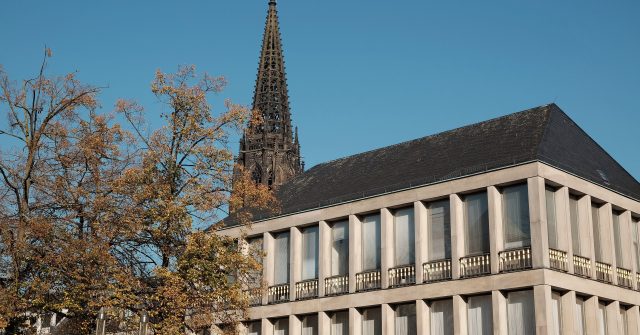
219,104 -> 640,335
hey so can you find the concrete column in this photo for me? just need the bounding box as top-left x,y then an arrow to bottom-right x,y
291,227 -> 302,302
557,187 -> 574,273
261,318 -> 273,335
415,201 -> 428,283
263,233 -> 275,305
416,300 -> 429,335
584,296 -> 599,335
492,290 -> 508,335
560,291 -> 577,334
625,211 -> 639,290
287,315 -> 300,335
534,285 -> 555,335
319,220 -> 331,297
529,177 -> 550,269
381,208 -> 394,288
579,195 -> 597,279
453,295 -> 468,335
605,301 -> 620,335
381,304 -> 394,335
349,215 -> 362,293
450,194 -> 464,280
318,312 -> 330,335
627,305 -> 640,335
600,203 -> 617,285
236,322 -> 247,335
349,307 -> 362,335
488,186 -> 504,275
622,211 -> 634,270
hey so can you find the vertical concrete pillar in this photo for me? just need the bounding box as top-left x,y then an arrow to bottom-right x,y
560,291 -> 577,334
557,187 -> 574,273
261,318 -> 273,335
415,201 -> 428,283
318,220 -> 331,297
237,322 -> 248,335
450,194 -> 464,280
584,296 -> 599,335
627,305 -> 640,335
349,307 -> 362,335
624,211 -> 639,290
288,315 -> 300,335
263,233 -> 275,305
579,195 -> 597,279
291,227 -> 302,302
492,290 -> 508,335
601,203 -> 618,285
381,304 -> 394,335
381,208 -> 394,288
349,215 -> 362,293
416,299 -> 429,335
605,301 -> 620,335
534,285 -> 555,335
488,186 -> 504,275
318,312 -> 330,335
529,177 -> 550,269
453,295 -> 467,335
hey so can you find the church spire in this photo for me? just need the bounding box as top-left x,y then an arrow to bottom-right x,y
236,0 -> 303,189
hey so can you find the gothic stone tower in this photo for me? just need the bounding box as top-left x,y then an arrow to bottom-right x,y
237,0 -> 303,188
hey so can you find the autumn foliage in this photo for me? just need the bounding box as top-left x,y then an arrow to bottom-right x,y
0,50 -> 276,334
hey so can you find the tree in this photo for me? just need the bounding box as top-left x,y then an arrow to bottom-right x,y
0,52 -> 276,334
0,49 -> 132,333
114,65 -> 276,334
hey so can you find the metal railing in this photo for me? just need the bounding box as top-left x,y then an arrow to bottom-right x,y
460,254 -> 491,278
595,261 -> 612,283
573,255 -> 592,277
325,275 -> 349,296
246,288 -> 262,306
295,279 -> 318,300
616,268 -> 633,289
637,273 -> 640,291
549,249 -> 568,272
267,283 -> 290,304
388,265 -> 415,287
356,269 -> 381,292
423,259 -> 452,283
499,247 -> 532,272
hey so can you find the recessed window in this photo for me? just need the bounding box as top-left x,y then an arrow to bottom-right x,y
361,307 -> 382,335
464,192 -> 489,255
361,214 -> 381,271
430,299 -> 453,335
467,295 -> 493,335
394,207 -> 415,266
502,184 -> 531,249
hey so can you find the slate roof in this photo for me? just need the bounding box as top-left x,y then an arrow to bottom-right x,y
242,103 -> 640,223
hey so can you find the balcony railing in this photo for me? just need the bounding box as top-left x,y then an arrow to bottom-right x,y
549,249 -> 568,272
637,273 -> 640,291
246,288 -> 262,307
573,255 -> 591,277
423,259 -> 452,283
267,283 -> 290,304
595,261 -> 612,283
325,275 -> 349,296
356,269 -> 381,292
460,254 -> 491,278
295,279 -> 318,300
499,247 -> 532,272
389,265 -> 415,287
616,267 -> 633,289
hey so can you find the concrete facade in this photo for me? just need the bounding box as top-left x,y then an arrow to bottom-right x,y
219,162 -> 640,334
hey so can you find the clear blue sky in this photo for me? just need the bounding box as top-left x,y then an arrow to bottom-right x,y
1,0 -> 639,179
